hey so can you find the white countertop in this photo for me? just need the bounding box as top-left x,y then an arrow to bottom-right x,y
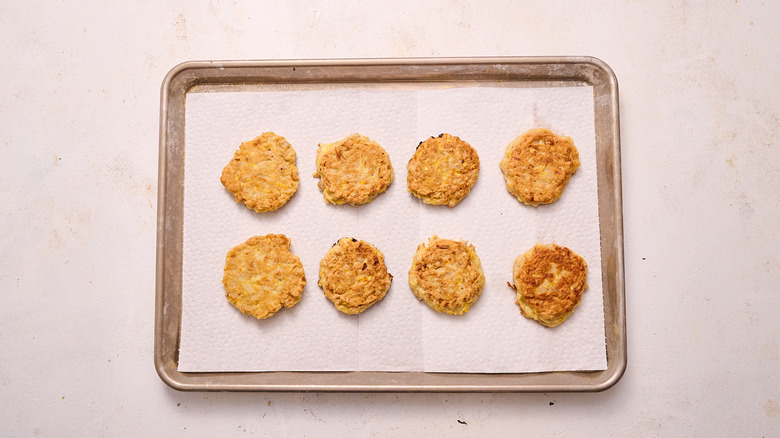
2,1 -> 778,436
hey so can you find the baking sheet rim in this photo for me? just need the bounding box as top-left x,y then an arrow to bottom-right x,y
154,56 -> 626,392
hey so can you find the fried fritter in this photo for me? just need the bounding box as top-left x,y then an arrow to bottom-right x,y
408,235 -> 485,315
221,132 -> 299,212
318,237 -> 392,314
223,234 -> 306,320
499,128 -> 579,206
407,133 -> 480,207
509,243 -> 588,327
313,133 -> 394,205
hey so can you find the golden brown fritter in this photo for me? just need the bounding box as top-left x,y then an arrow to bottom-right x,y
499,128 -> 580,206
220,132 -> 299,212
313,133 -> 394,205
509,243 -> 588,327
318,237 -> 392,314
407,133 -> 480,207
222,234 -> 306,320
408,235 -> 485,315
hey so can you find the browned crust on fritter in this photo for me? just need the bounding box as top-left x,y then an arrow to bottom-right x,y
406,133 -> 480,207
318,237 -> 393,314
408,236 -> 485,315
510,243 -> 588,327
222,234 -> 306,320
220,132 -> 299,212
313,133 -> 394,205
499,128 -> 580,206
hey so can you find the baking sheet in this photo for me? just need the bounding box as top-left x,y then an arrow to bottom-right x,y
155,58 -> 625,391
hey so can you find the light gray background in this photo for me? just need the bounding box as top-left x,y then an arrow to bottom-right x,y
1,1 -> 778,436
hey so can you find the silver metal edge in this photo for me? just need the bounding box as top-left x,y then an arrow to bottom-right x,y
155,56 -> 608,73
578,56 -> 627,391
155,61 -> 196,391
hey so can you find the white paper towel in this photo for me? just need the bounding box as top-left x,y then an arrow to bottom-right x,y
178,84 -> 606,373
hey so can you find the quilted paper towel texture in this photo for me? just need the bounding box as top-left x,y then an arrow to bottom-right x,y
177,85 -> 606,373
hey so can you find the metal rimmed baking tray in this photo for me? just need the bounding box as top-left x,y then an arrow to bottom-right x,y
155,57 -> 625,392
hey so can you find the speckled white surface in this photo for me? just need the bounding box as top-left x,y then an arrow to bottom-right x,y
1,1 -> 779,436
